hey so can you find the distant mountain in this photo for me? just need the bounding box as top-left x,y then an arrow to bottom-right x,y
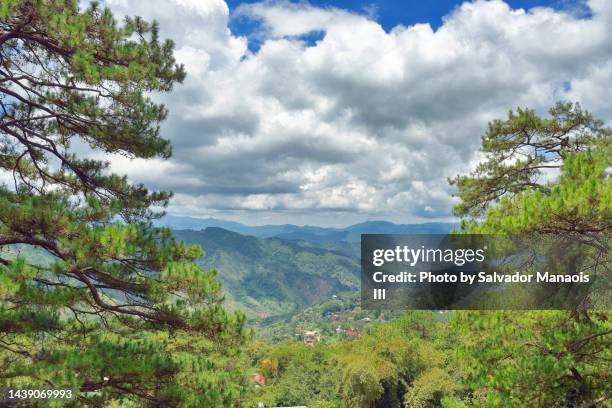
5,228 -> 360,319
155,215 -> 324,238
172,228 -> 361,318
343,221 -> 456,240
154,215 -> 264,235
157,215 -> 457,243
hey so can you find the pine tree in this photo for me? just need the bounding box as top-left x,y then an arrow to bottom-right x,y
449,103 -> 611,407
0,1 -> 247,406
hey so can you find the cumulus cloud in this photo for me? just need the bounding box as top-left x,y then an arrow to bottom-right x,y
104,0 -> 612,226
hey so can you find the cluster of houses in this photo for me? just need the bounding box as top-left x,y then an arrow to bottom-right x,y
336,326 -> 361,337
297,295 -> 375,345
302,320 -> 371,345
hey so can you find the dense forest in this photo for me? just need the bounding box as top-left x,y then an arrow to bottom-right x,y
0,1 -> 610,407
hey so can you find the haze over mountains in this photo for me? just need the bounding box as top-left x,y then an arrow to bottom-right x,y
156,214 -> 457,243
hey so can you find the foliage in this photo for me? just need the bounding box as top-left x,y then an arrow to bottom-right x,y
247,343 -> 343,407
403,367 -> 460,408
449,102 -> 610,220
451,311 -> 611,407
0,1 -> 247,406
2,2 -> 609,405
247,312 -> 466,408
449,103 -> 611,407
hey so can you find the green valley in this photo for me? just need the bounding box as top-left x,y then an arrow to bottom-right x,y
172,227 -> 361,318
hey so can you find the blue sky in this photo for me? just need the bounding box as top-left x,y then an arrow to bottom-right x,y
227,0 -> 581,30
227,0 -> 590,51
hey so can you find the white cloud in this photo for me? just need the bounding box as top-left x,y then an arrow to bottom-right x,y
102,0 -> 612,226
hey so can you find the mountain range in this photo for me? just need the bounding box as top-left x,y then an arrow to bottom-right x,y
170,217 -> 456,318
156,215 -> 456,243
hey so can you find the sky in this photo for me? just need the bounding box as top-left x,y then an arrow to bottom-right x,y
226,0 -> 592,50
102,0 -> 612,227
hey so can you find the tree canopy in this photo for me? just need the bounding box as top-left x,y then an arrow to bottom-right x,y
1,1 -> 247,406
450,102 -> 610,222
449,102 -> 611,407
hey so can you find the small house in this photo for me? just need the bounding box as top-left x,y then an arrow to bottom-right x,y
303,330 -> 320,345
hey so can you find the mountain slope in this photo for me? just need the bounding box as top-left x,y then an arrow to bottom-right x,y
172,228 -> 360,318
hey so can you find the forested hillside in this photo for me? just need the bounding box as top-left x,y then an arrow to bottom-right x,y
253,291 -> 401,343
173,228 -> 361,317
